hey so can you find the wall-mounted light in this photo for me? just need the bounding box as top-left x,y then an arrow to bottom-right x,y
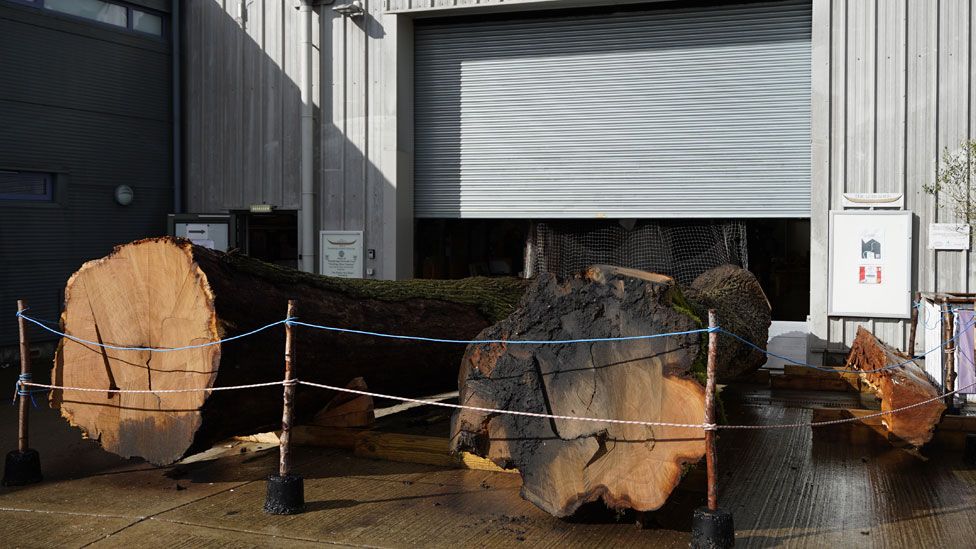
334,0 -> 364,18
114,185 -> 134,206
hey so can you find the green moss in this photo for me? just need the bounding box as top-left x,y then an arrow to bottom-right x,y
665,285 -> 707,385
216,251 -> 528,322
666,283 -> 726,422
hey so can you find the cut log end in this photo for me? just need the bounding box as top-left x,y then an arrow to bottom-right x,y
451,265 -> 771,517
54,238 -> 221,465
846,327 -> 946,447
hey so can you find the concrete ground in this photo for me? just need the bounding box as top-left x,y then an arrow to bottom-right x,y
2,362 -> 976,548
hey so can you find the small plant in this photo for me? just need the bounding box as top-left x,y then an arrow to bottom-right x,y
923,140 -> 976,226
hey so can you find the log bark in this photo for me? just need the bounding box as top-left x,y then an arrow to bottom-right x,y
449,264 -> 770,517
52,237 -> 527,465
846,327 -> 946,446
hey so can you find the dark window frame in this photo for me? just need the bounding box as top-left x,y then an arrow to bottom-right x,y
3,0 -> 168,39
0,170 -> 55,202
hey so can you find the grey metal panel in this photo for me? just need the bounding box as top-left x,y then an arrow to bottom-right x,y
811,0 -> 976,351
183,0 -> 302,213
0,4 -> 171,345
413,0 -> 813,218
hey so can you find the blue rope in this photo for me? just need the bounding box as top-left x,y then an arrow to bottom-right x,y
11,373 -> 43,407
286,319 -> 714,345
16,307 -> 61,327
912,300 -> 963,331
16,311 -> 294,353
719,316 -> 976,374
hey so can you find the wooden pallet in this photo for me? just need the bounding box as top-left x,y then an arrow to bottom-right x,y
237,426 -> 516,473
769,365 -> 863,393
811,407 -> 976,449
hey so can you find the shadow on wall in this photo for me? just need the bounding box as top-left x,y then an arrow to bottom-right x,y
185,1 -> 398,277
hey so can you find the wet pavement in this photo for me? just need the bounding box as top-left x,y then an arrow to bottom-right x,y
2,369 -> 975,548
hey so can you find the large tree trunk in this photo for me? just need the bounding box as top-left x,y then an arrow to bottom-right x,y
846,327 -> 946,446
52,237 -> 526,465
450,264 -> 770,517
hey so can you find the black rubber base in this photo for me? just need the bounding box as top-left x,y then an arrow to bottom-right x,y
2,448 -> 43,487
965,434 -> 976,468
691,506 -> 735,548
264,474 -> 305,515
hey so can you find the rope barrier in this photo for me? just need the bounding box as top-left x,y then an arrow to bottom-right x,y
18,306 -> 974,377
17,312 -> 295,353
17,380 -> 287,394
286,319 -> 714,345
719,316 -> 976,375
13,307 -> 975,431
15,378 -> 971,432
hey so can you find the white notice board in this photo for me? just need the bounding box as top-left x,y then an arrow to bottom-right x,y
320,231 -> 364,278
828,210 -> 912,319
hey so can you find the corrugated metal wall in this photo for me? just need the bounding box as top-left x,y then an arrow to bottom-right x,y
184,0 -> 411,279
182,0 -> 976,352
0,3 -> 172,345
183,0 -> 307,212
810,0 -> 976,351
413,0 -> 812,218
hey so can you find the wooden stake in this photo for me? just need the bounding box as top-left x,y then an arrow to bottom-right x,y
279,300 -> 297,477
943,299 -> 957,408
705,309 -> 718,512
17,300 -> 31,453
908,291 -> 920,357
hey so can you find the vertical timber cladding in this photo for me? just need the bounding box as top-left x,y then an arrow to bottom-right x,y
414,0 -> 812,218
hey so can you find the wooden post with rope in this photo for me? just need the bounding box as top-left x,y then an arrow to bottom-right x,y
264,299 -> 305,514
943,298 -> 958,411
705,309 -> 719,512
691,310 -> 734,548
2,299 -> 43,486
279,299 -> 296,478
908,291 -> 920,358
17,299 -> 31,454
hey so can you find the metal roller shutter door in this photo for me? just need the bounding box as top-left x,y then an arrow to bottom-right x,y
414,0 -> 812,219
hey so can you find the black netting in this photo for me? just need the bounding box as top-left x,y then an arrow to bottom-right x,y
534,220 -> 748,285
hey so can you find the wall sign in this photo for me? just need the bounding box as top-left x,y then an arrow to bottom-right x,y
841,192 -> 904,209
320,231 -> 364,278
828,211 -> 912,319
928,223 -> 971,251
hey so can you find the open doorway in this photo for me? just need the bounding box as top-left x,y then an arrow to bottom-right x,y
415,220 -> 528,279
745,219 -> 810,322
235,211 -> 299,268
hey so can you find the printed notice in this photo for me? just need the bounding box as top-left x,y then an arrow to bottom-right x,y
859,266 -> 882,285
928,223 -> 971,251
320,231 -> 363,278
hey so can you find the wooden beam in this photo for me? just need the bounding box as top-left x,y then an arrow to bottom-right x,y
235,426 -> 516,474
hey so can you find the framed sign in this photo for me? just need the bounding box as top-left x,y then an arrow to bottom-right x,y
828,210 -> 912,319
320,230 -> 364,278
928,223 -> 971,250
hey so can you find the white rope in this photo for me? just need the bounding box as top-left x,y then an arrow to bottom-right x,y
298,380 -> 712,429
19,378 -> 973,432
718,380 -> 976,430
20,380 -> 287,394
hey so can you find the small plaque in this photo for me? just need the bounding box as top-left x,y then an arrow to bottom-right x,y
841,193 -> 904,209
928,223 -> 971,251
320,231 -> 364,278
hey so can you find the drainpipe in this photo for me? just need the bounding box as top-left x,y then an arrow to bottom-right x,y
299,0 -> 316,272
172,0 -> 182,214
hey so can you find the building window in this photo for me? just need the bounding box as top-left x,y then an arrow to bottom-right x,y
9,0 -> 166,37
44,0 -> 127,28
0,171 -> 54,201
132,9 -> 162,35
